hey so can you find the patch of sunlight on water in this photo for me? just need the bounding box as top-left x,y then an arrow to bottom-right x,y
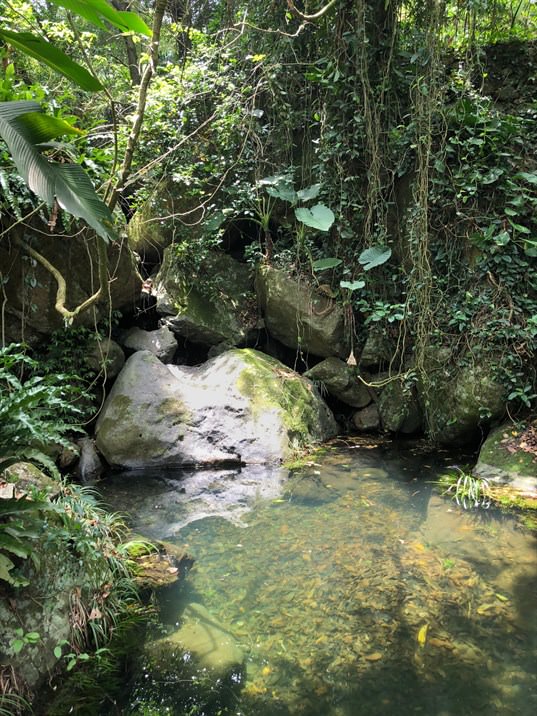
100,442 -> 537,716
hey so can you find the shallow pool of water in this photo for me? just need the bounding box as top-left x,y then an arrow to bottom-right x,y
100,441 -> 537,716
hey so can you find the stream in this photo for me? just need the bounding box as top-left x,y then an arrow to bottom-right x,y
99,440 -> 537,716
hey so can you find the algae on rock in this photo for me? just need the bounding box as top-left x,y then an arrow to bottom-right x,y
474,424 -> 537,499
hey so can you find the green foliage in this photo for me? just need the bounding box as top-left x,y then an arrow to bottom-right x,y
9,628 -> 40,654
0,343 -> 83,476
0,496 -> 49,586
440,468 -> 492,510
0,100 -> 117,241
0,29 -> 103,91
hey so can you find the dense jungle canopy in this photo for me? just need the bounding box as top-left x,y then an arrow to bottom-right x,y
0,0 -> 536,430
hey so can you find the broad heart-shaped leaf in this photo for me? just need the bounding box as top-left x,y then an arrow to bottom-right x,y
0,30 -> 103,92
358,246 -> 392,271
295,204 -> 335,232
515,171 -> 537,185
50,0 -> 152,36
297,183 -> 321,202
0,101 -> 117,242
340,279 -> 365,292
312,257 -> 342,271
267,184 -> 297,204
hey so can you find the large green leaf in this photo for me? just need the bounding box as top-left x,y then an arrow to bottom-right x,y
358,246 -> 392,271
0,101 -> 117,242
51,0 -> 152,36
312,257 -> 342,271
340,279 -> 365,291
297,184 -> 321,202
0,30 -> 103,92
295,204 -> 335,232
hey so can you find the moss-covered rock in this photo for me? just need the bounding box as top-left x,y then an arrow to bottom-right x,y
121,325 -> 178,362
304,357 -> 371,408
95,349 -> 337,468
256,266 -> 348,358
352,404 -> 381,432
154,248 -> 257,347
86,338 -> 125,379
473,424 -> 537,498
421,359 -> 506,446
378,380 -> 423,435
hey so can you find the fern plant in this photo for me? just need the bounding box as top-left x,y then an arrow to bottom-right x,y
0,343 -> 84,586
0,343 -> 82,477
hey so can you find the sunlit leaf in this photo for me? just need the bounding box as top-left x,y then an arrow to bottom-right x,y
297,184 -> 321,202
50,0 -> 152,36
0,30 -> 103,91
340,279 -> 365,291
0,101 -> 117,242
295,204 -> 335,231
516,171 -> 537,185
358,246 -> 392,271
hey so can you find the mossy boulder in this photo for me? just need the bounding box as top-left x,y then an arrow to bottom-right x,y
353,404 -> 381,432
127,181 -> 205,263
155,248 -> 257,346
95,348 -> 337,468
421,360 -> 506,446
473,424 -> 537,498
378,380 -> 423,435
256,266 -> 348,358
359,330 -> 395,369
304,358 -> 371,408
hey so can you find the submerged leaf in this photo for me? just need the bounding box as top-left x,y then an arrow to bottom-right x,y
417,623 -> 428,646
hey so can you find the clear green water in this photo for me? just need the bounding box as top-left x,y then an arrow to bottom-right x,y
100,441 -> 537,716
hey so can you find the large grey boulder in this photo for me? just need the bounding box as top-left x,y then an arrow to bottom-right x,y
95,348 -> 337,468
353,404 -> 380,432
304,357 -> 371,408
359,330 -> 394,369
121,325 -> 178,362
154,248 -> 257,346
256,266 -> 348,358
86,338 -> 125,379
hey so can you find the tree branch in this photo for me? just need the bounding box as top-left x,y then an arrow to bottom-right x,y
286,0 -> 337,21
15,234 -> 109,325
108,0 -> 168,211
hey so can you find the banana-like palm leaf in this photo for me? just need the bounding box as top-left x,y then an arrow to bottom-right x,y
51,0 -> 152,36
0,101 -> 117,242
0,30 -> 103,92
